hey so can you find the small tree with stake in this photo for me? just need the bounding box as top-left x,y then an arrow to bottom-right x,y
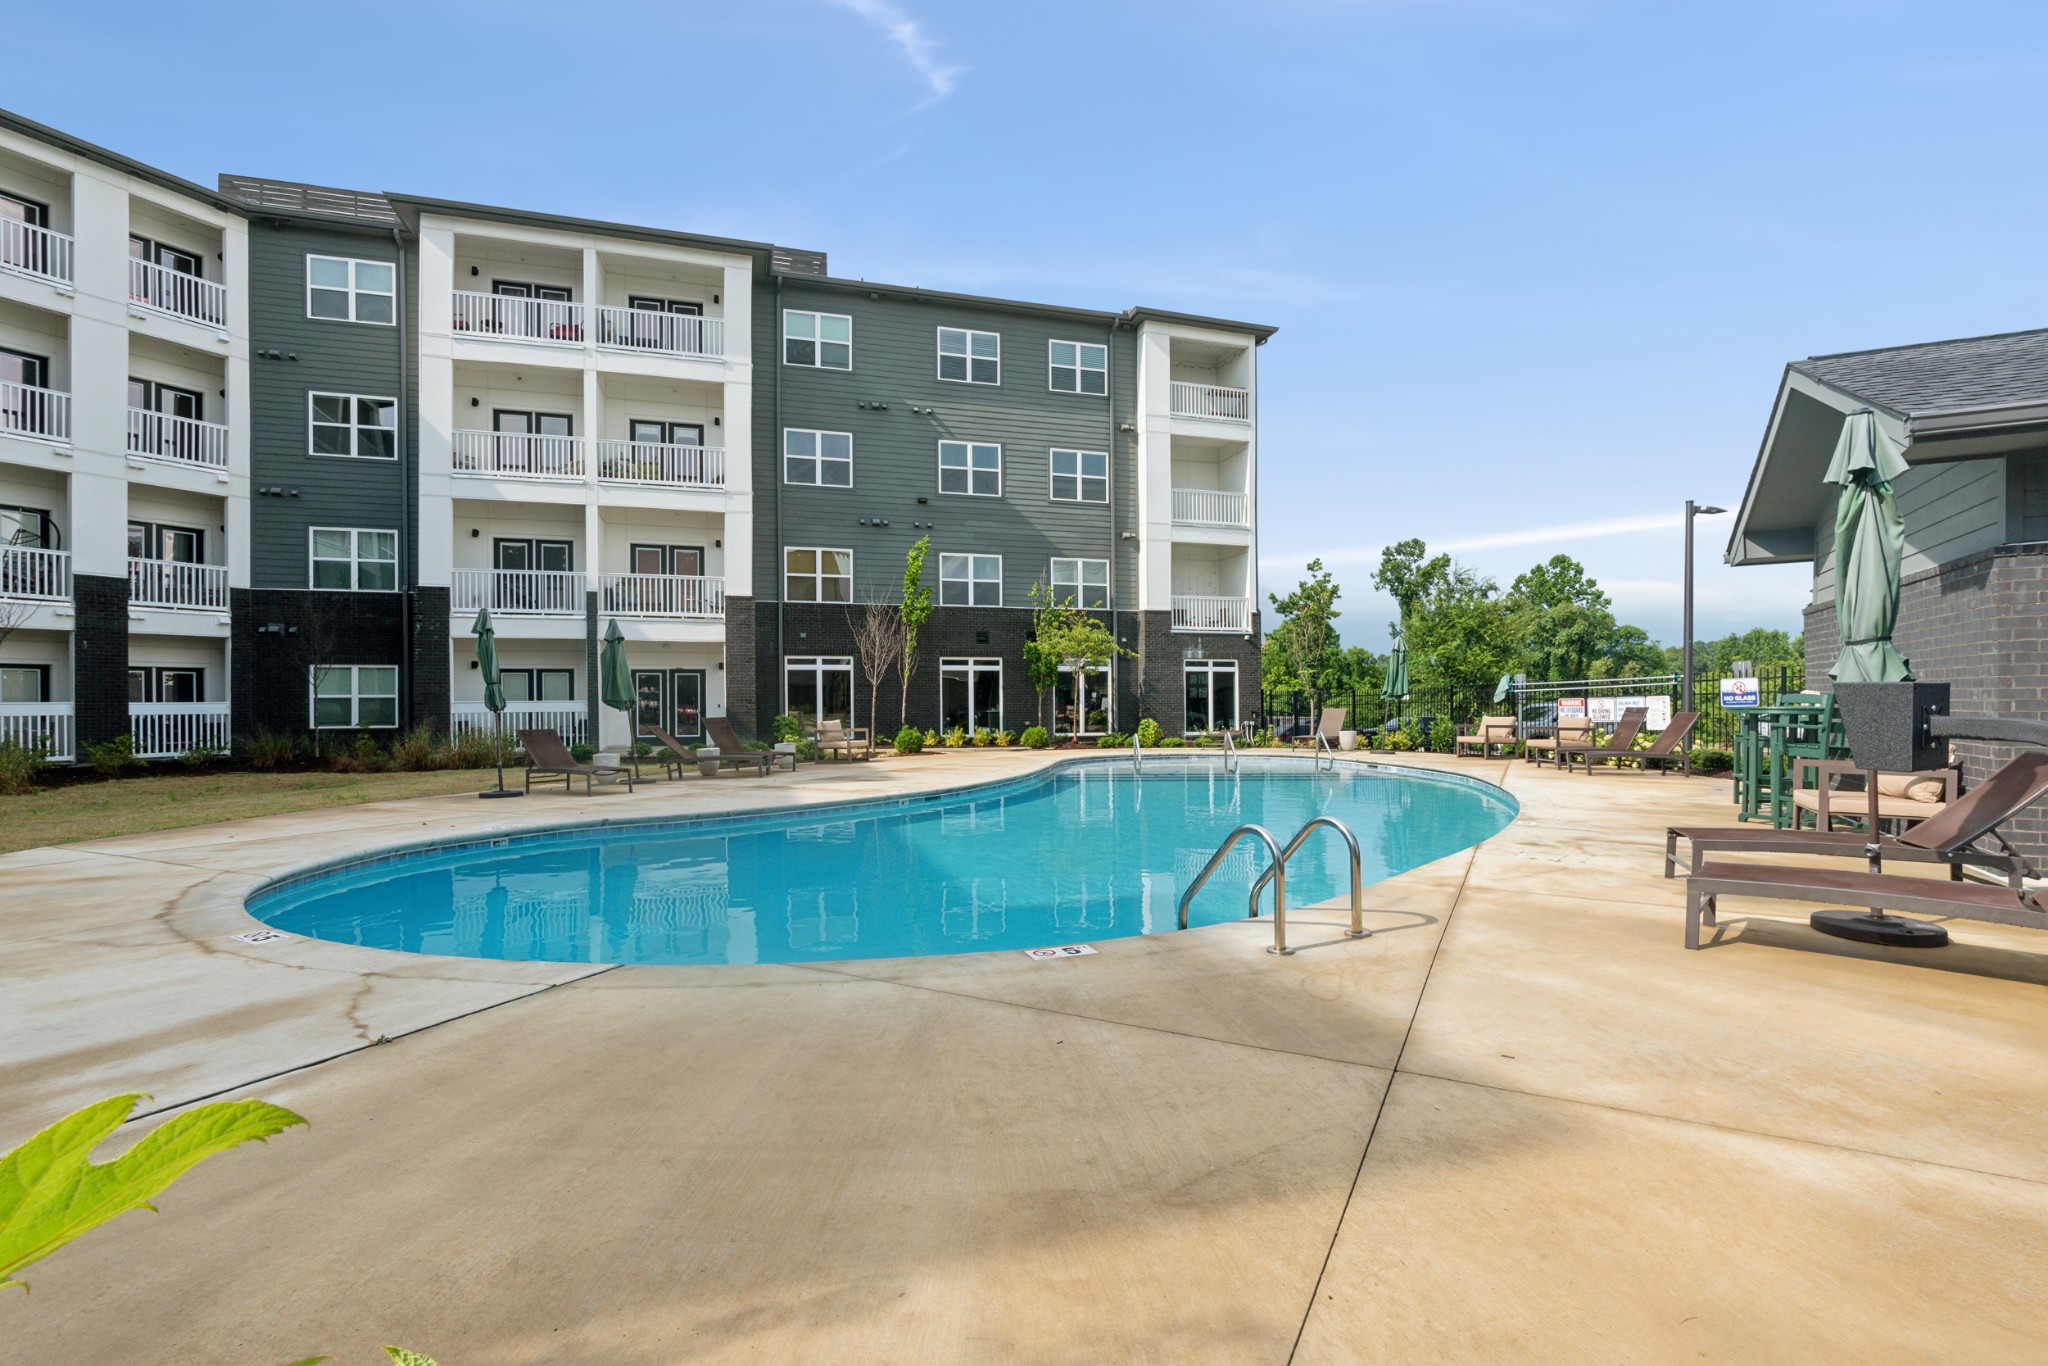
849,589 -> 905,753
1029,587 -> 1126,739
898,535 -> 934,732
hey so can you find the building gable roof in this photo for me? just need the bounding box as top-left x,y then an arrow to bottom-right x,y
1793,327 -> 2048,418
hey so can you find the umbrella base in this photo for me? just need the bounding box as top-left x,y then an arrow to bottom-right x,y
478,788 -> 526,800
1810,910 -> 1949,949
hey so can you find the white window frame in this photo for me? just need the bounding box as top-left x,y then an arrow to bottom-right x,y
783,309 -> 853,370
783,546 -> 853,603
937,327 -> 1000,385
309,526 -> 399,593
1048,339 -> 1107,394
310,664 -> 400,729
1050,557 -> 1109,610
940,552 -> 1002,607
1055,659 -> 1112,736
305,255 -> 396,326
938,440 -> 1002,497
308,391 -> 398,460
782,428 -> 854,487
1050,448 -> 1108,504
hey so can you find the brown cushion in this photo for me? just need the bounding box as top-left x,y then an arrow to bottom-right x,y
1877,773 -> 1947,803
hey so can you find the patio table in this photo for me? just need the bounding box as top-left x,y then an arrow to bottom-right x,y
1732,694 -> 1844,826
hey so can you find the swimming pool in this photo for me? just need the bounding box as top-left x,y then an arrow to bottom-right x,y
248,757 -> 1516,966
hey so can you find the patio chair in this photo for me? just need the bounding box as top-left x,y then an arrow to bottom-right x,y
1289,707 -> 1346,751
1453,715 -> 1516,758
1684,860 -> 2048,950
1556,708 -> 1647,773
1525,719 -> 1592,768
1590,711 -> 1699,774
1665,750 -> 2048,889
816,718 -> 871,761
698,716 -> 771,777
517,728 -> 635,795
648,726 -> 701,780
1791,761 -> 1954,831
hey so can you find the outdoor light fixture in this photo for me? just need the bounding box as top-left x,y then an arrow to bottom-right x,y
1681,501 -> 1729,723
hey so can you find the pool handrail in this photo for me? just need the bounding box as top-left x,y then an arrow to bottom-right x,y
1221,727 -> 1238,774
1313,730 -> 1337,772
1250,815 -> 1369,943
1178,823 -> 1289,952
1132,729 -> 1142,773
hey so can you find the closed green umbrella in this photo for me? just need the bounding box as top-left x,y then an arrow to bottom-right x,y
472,608 -> 519,798
1381,636 -> 1410,730
1826,411 -> 1913,684
600,618 -> 635,722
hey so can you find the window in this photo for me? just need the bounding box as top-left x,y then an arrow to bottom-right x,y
1184,660 -> 1239,735
309,392 -> 397,459
1050,557 -> 1109,610
1049,340 -> 1107,394
784,428 -> 853,487
938,327 -> 999,384
128,521 -> 203,562
785,656 -> 854,729
784,547 -> 852,603
940,658 -> 1003,733
784,309 -> 852,369
1055,663 -> 1110,735
501,668 -> 576,702
129,667 -> 201,704
940,553 -> 1001,607
1051,448 -> 1108,503
310,527 -> 398,592
0,664 -> 49,704
306,255 -> 396,324
312,665 -> 399,729
938,440 -> 1001,497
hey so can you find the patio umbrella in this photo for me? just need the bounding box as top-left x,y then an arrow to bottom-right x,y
472,608 -> 519,798
1381,636 -> 1410,728
1826,410 -> 1913,684
600,619 -> 636,739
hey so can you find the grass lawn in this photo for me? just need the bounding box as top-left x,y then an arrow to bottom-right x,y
0,768 -> 504,855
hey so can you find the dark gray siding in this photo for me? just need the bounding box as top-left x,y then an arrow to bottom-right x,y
759,285 -> 1137,611
246,217 -> 410,588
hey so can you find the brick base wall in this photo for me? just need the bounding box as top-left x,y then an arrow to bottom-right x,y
723,594 -> 756,738
409,586 -> 450,736
231,589 -> 406,742
1805,542 -> 2048,863
72,573 -> 129,748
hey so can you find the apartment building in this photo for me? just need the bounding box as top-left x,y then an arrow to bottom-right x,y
0,108 -> 1272,758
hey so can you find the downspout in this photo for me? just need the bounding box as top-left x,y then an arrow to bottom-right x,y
1106,318 -> 1120,735
773,270 -> 785,727
391,225 -> 413,731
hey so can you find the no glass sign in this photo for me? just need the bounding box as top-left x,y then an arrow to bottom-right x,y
1024,944 -> 1097,961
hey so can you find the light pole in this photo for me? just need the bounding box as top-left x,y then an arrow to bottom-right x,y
1681,500 -> 1727,715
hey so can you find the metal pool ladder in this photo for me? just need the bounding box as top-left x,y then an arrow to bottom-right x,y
1313,730 -> 1338,772
1178,816 -> 1370,955
1221,727 -> 1238,773
1132,729 -> 1143,773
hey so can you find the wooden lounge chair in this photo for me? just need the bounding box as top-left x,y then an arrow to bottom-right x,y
517,728 -> 635,795
1556,708 -> 1646,773
1290,707 -> 1346,750
1592,710 -> 1699,774
1791,761 -> 1955,831
1667,749 -> 2048,889
698,716 -> 771,777
816,718 -> 871,760
1454,715 -> 1516,758
1684,860 -> 2048,950
1525,719 -> 1592,768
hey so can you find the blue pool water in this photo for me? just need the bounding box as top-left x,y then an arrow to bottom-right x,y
248,757 -> 1515,966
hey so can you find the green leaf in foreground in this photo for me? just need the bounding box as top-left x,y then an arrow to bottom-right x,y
0,1092 -> 306,1291
384,1350 -> 441,1365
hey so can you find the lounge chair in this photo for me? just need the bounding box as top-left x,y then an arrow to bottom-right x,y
1790,760 -> 1954,831
698,716 -> 771,777
1556,708 -> 1646,773
1290,707 -> 1346,751
1684,860 -> 2048,950
648,726 -> 701,779
517,728 -> 635,795
1453,715 -> 1516,758
1584,711 -> 1699,774
1525,719 -> 1593,768
816,718 -> 871,760
1667,749 -> 2048,889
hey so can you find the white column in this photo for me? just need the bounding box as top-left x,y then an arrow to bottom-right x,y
414,223 -> 456,589
1133,325 -> 1175,613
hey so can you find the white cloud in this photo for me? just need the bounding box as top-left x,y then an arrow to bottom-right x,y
823,0 -> 962,104
1258,511 -> 1686,570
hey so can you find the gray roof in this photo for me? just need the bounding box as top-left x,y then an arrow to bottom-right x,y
1793,327 -> 2048,417
218,175 -> 397,225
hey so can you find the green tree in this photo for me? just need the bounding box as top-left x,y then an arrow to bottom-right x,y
1372,538 -> 1451,632
1405,563 -> 1520,698
1031,592 -> 1126,737
1267,558 -> 1343,700
1023,583 -> 1078,730
898,536 -> 933,731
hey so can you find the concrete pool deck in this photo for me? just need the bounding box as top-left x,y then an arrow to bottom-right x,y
4,750 -> 2045,1362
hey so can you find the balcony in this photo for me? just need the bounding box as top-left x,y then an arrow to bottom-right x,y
1172,595 -> 1250,633
1,218 -> 73,287
594,305 -> 724,360
601,573 -> 724,619
1,380 -> 69,444
128,409 -> 229,470
0,701 -> 72,762
0,546 -> 69,602
129,258 -> 227,328
1170,381 -> 1250,423
1171,487 -> 1250,528
128,558 -> 228,611
596,439 -> 725,489
130,702 -> 231,759
452,568 -> 584,616
452,700 -> 589,749
452,290 -> 585,345
453,429 -> 584,481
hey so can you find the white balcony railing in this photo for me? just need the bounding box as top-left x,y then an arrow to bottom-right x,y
1,380 -> 70,444
130,702 -> 231,759
129,258 -> 227,328
128,558 -> 228,611
1171,595 -> 1250,633
0,546 -> 69,601
453,700 -> 589,750
127,409 -> 230,469
452,429 -> 585,480
452,290 -> 586,344
1169,381 -> 1250,423
601,573 -> 724,619
594,305 -> 724,360
0,702 -> 72,762
451,568 -> 584,616
1171,487 -> 1250,528
1,218 -> 73,286
595,440 -> 725,488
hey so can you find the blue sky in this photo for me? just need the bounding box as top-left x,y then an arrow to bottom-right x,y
13,0 -> 2047,648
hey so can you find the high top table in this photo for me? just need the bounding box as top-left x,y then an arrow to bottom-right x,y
1732,693 -> 1844,826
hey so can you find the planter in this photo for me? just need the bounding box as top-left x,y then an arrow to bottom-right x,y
1338,729 -> 1358,751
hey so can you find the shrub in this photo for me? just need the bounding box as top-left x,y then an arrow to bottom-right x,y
450,728 -> 513,769
943,727 -> 968,748
893,725 -> 926,755
1135,717 -> 1164,748
391,722 -> 442,772
569,742 -> 597,763
973,728 -> 996,747
1387,728 -> 1418,752
0,740 -> 47,796
995,729 -> 1015,747
1691,746 -> 1734,774
772,712 -> 805,744
1250,728 -> 1277,748
795,737 -> 823,762
1430,718 -> 1456,753
1096,732 -> 1130,748
331,729 -> 387,773
1019,726 -> 1049,749
1159,735 -> 1186,748
82,735 -> 143,776
240,729 -> 301,771
177,744 -> 224,770
923,728 -> 941,748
